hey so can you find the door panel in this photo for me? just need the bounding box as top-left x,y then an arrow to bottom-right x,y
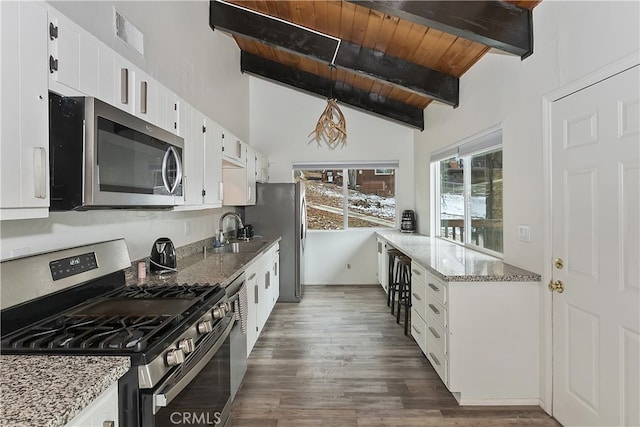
551,65 -> 640,427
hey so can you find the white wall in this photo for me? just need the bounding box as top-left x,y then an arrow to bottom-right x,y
413,0 -> 640,411
1,1 -> 249,261
48,0 -> 250,141
249,77 -> 414,284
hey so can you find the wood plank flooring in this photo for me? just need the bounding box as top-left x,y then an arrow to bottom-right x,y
231,285 -> 560,426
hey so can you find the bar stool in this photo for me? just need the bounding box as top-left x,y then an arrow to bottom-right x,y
395,255 -> 412,336
387,248 -> 402,311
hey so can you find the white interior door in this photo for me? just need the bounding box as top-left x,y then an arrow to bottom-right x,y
551,65 -> 640,426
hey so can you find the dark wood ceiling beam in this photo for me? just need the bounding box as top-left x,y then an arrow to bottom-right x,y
335,43 -> 458,107
347,0 -> 533,59
241,51 -> 424,130
210,0 -> 459,106
209,0 -> 339,62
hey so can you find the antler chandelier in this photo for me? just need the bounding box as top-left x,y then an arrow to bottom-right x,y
309,64 -> 347,149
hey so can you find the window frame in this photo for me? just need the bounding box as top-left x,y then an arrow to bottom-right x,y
431,128 -> 503,257
293,162 -> 399,231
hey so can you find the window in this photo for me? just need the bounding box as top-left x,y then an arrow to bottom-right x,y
294,163 -> 397,230
432,129 -> 503,255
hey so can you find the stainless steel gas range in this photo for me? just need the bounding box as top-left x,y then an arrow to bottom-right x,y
1,239 -> 233,427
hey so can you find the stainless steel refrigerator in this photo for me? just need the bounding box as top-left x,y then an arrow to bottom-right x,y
245,182 -> 306,302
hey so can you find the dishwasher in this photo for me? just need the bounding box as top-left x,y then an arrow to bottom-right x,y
225,273 -> 248,399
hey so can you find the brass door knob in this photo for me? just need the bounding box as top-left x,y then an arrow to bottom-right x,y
548,280 -> 564,293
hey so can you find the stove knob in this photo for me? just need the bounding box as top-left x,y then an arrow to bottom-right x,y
212,306 -> 226,319
197,320 -> 213,334
166,348 -> 185,366
224,301 -> 232,312
178,338 -> 195,354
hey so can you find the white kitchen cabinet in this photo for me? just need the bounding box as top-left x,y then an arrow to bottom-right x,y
255,151 -> 269,183
180,103 -> 204,206
65,382 -> 118,427
376,238 -> 389,293
245,243 -> 280,357
221,130 -> 245,167
0,0 -> 50,220
202,120 -> 223,207
222,142 -> 256,207
408,259 -> 539,404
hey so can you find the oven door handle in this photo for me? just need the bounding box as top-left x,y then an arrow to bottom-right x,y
153,317 -> 234,414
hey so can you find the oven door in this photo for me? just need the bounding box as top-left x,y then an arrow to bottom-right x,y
141,317 -> 233,427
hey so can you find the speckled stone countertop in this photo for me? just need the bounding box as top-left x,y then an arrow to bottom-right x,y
377,230 -> 541,282
128,237 -> 281,287
0,355 -> 130,427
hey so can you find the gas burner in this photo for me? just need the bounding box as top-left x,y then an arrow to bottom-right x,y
117,284 -> 215,299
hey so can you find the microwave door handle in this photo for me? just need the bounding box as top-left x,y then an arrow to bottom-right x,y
161,146 -> 183,195
153,318 -> 234,414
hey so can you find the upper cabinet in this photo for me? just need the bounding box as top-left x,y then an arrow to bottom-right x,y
222,141 -> 263,207
221,130 -> 245,167
0,1 -> 50,220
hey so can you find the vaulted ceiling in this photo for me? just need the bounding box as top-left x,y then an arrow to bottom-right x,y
209,1 -> 541,130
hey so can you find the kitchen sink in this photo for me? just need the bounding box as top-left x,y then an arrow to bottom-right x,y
210,241 -> 267,254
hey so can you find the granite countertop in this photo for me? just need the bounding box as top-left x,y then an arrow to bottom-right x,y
377,230 -> 540,282
129,237 -> 281,287
0,355 -> 130,427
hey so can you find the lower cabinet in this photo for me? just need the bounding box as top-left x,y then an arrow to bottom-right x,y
246,243 -> 280,358
410,261 -> 540,405
376,238 -> 389,294
65,382 -> 118,427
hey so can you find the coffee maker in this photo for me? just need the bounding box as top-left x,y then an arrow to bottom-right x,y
400,210 -> 416,233
149,237 -> 177,272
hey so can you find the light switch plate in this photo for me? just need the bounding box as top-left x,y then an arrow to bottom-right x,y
518,225 -> 531,242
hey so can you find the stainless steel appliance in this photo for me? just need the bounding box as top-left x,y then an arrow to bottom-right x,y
400,210 -> 416,233
150,237 -> 177,273
49,92 -> 184,210
0,240 -> 232,427
245,182 -> 306,302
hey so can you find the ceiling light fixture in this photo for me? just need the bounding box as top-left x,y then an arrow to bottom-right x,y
309,64 -> 346,150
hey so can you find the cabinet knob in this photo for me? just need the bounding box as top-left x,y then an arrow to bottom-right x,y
103,422 -> 115,427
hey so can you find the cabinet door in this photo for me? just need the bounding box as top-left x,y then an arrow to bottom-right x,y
272,247 -> 280,304
0,1 -> 49,218
47,9 -> 80,93
203,120 -> 223,207
246,267 -> 259,357
65,382 -> 119,427
222,131 -> 244,166
245,145 -> 257,205
181,104 -> 205,206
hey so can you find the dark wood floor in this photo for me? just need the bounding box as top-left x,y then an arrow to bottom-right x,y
231,285 -> 560,426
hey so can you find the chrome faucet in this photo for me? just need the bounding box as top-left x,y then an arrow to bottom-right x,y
218,212 -> 244,243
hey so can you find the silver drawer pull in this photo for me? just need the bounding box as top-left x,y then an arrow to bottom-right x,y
248,273 -> 256,280
411,324 -> 421,335
428,352 -> 441,366
428,304 -> 440,315
428,326 -> 440,339
428,283 -> 440,292
412,268 -> 422,276
411,292 -> 422,301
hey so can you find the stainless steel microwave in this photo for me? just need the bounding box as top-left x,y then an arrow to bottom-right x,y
49,92 -> 184,210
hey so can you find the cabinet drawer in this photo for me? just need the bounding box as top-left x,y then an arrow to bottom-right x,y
426,318 -> 447,356
410,308 -> 427,355
426,347 -> 448,386
426,297 -> 447,329
425,272 -> 447,306
411,262 -> 427,286
411,279 -> 427,320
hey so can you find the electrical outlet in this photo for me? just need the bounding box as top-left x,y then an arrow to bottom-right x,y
184,220 -> 192,236
518,225 -> 531,242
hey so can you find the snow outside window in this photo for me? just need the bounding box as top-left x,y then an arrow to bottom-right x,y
433,131 -> 503,255
294,168 -> 396,230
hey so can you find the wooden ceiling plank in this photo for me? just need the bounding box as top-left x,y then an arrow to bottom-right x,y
373,14 -> 400,54
241,51 -> 424,130
346,0 -> 534,58
362,9 -> 385,50
335,41 -> 459,106
210,0 -> 339,63
339,1 -> 357,41
349,2 -> 371,45
325,1 -> 342,38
